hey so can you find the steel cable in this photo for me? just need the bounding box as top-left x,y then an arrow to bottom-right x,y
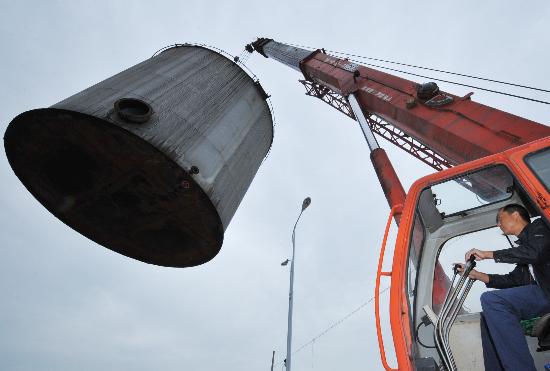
344,57 -> 550,105
282,42 -> 550,105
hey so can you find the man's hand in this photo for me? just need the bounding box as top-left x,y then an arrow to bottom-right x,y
455,263 -> 490,284
465,248 -> 494,262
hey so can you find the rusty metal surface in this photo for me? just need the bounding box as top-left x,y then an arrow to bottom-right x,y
300,80 -> 453,171
370,148 -> 406,214
300,49 -> 550,162
4,45 -> 273,267
263,41 -> 550,164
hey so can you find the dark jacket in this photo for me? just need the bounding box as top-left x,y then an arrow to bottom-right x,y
487,218 -> 550,299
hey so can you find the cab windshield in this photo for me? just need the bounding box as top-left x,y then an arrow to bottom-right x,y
429,165 -> 513,217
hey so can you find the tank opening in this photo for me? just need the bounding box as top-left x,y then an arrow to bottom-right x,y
114,98 -> 153,123
43,144 -> 98,195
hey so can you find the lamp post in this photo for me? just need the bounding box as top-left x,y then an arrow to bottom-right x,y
283,197 -> 311,371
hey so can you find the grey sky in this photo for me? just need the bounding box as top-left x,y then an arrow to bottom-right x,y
1,1 -> 550,370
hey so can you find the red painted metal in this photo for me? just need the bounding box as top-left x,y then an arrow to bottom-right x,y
299,51 -> 550,164
300,79 -> 355,119
300,79 -> 453,171
367,114 -> 453,171
371,148 -> 406,216
375,204 -> 402,371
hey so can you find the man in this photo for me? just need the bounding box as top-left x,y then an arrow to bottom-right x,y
461,204 -> 550,370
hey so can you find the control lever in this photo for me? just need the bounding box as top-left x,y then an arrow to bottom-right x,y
434,254 -> 477,370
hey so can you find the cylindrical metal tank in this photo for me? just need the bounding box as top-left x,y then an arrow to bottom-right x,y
4,45 -> 273,267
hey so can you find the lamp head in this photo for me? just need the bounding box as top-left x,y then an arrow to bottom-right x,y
302,197 -> 311,211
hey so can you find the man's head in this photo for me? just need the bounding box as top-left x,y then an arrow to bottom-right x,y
496,203 -> 530,236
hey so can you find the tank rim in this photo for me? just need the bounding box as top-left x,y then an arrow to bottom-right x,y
4,108 -> 224,268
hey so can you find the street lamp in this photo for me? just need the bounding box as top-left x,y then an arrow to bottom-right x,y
283,197 -> 311,371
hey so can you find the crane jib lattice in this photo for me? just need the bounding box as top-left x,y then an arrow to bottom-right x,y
300,80 -> 454,171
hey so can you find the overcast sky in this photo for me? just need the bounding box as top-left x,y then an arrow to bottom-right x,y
1,1 -> 550,370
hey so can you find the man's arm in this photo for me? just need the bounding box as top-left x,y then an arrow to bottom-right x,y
494,223 -> 550,264
485,264 -> 532,289
468,269 -> 489,284
457,263 -> 531,288
465,249 -> 493,261
456,264 -> 490,283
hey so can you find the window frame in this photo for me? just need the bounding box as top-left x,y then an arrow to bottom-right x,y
426,164 -> 515,219
405,208 -> 426,332
524,146 -> 550,194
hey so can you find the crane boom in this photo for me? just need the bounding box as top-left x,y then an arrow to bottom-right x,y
249,38 -> 550,166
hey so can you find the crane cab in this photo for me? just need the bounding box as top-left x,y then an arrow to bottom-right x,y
378,138 -> 550,370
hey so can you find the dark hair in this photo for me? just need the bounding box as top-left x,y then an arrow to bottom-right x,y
498,203 -> 531,223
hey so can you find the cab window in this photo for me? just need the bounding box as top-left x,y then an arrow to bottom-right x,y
429,165 -> 513,217
435,226 -> 516,313
525,147 -> 550,193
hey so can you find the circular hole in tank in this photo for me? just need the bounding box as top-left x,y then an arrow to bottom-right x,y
114,98 -> 152,123
43,144 -> 99,195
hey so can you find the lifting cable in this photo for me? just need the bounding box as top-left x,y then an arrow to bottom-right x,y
345,57 -> 550,105
326,50 -> 550,94
276,286 -> 390,367
283,42 -> 550,105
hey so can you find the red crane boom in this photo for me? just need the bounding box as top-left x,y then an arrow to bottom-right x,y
249,39 -> 550,168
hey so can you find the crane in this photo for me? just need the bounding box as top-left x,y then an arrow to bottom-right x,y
246,38 -> 550,370
4,38 -> 549,370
